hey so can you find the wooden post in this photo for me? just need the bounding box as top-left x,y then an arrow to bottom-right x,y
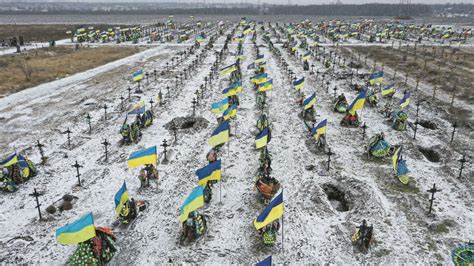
72,161 -> 83,186
450,122 -> 457,143
427,184 -> 441,214
29,188 -> 43,221
326,148 -> 334,172
65,128 -> 72,148
36,140 -> 45,161
101,139 -> 110,161
458,155 -> 467,179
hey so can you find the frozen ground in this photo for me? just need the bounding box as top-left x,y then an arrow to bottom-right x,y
0,22 -> 472,265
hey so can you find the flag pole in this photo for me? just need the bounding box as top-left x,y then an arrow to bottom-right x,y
282,188 -> 284,254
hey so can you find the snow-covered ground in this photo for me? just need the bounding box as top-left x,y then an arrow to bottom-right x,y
0,22 -> 472,265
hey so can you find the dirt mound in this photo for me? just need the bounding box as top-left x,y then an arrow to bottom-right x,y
164,116 -> 209,132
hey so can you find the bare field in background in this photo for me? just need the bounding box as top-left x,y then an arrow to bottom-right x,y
0,24 -> 128,43
0,46 -> 142,97
349,46 -> 474,102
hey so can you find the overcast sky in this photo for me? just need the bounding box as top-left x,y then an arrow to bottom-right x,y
11,0 -> 472,4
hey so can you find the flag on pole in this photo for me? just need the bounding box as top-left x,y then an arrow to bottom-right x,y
132,70 -> 144,82
179,186 -> 204,223
220,64 -> 237,76
303,93 -> 316,110
114,181 -> 129,216
368,71 -> 384,85
255,128 -> 269,149
348,90 -> 367,115
56,212 -> 96,245
127,146 -> 157,168
128,101 -> 145,115
293,77 -> 304,90
254,192 -> 284,230
399,91 -> 410,109
381,83 -> 396,96
258,79 -> 273,92
311,119 -> 327,142
208,121 -> 230,147
211,98 -> 229,113
195,160 -> 222,186
303,51 -> 312,60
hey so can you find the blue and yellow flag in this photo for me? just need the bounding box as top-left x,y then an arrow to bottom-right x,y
251,73 -> 268,85
196,160 -> 222,186
255,54 -> 265,64
303,93 -> 316,110
208,121 -> 230,147
223,103 -> 237,120
399,91 -> 410,109
256,256 -> 272,266
348,90 -> 367,115
211,98 -> 229,113
127,146 -> 157,168
392,146 -> 402,174
258,79 -> 273,92
220,64 -> 237,76
132,70 -> 144,82
368,71 -> 384,85
223,82 -> 243,97
293,77 -> 304,90
312,119 -> 327,142
17,154 -> 30,177
114,181 -> 129,216
255,128 -> 269,149
179,186 -> 204,223
128,101 -> 145,115
56,212 -> 96,245
195,34 -> 205,43
382,83 -> 396,96
0,152 -> 18,167
303,51 -> 312,61
254,192 -> 284,230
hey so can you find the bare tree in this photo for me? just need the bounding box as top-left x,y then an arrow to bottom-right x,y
18,57 -> 32,81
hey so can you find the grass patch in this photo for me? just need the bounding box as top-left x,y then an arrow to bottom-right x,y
0,46 -> 141,97
350,46 -> 474,107
374,248 -> 391,257
430,219 -> 454,234
387,183 -> 420,194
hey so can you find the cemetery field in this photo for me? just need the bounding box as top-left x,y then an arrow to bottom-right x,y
0,19 -> 472,265
0,24 -> 127,43
0,45 -> 142,98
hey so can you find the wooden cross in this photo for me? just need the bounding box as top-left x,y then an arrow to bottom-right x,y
326,148 -> 334,171
29,188 -> 43,221
427,183 -> 441,214
103,104 -> 108,121
36,140 -> 45,161
64,128 -> 72,148
161,139 -> 169,161
192,98 -> 197,116
451,121 -> 457,143
101,139 -> 110,161
72,161 -> 83,187
127,87 -> 132,101
458,155 -> 467,179
361,123 -> 368,140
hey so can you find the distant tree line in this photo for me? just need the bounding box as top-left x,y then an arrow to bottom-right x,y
1,3 -> 473,17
